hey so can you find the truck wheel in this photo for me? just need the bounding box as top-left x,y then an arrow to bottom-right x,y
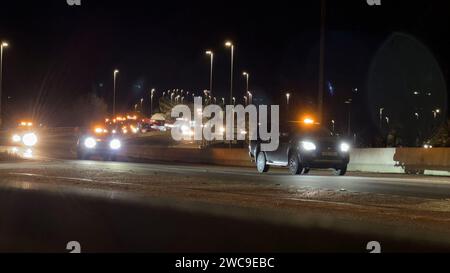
288,153 -> 302,175
256,152 -> 269,173
334,166 -> 347,176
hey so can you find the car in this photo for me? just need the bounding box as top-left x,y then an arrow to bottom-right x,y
10,121 -> 39,148
249,119 -> 350,176
76,126 -> 123,161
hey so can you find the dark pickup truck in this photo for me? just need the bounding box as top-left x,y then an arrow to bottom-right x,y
249,123 -> 350,175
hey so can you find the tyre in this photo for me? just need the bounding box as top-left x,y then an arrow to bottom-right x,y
256,152 -> 269,173
288,152 -> 302,175
334,165 -> 347,176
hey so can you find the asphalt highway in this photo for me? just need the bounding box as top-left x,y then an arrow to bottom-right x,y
1,158 -> 450,252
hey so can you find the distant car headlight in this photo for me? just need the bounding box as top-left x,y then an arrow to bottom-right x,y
12,134 -> 21,142
340,142 -> 350,152
301,141 -> 316,151
109,139 -> 121,150
84,137 -> 97,149
22,133 -> 38,147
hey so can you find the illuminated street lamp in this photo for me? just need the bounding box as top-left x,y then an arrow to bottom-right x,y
285,93 -> 291,117
205,50 -> 214,96
150,88 -> 156,115
243,72 -> 249,94
225,41 -> 234,105
247,91 -> 253,105
140,98 -> 144,113
432,109 -> 441,119
0,41 -> 9,127
331,120 -> 335,134
414,112 -> 420,119
113,69 -> 119,116
379,108 -> 384,129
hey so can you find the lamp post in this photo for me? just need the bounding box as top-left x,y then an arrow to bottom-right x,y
113,69 -> 119,117
286,93 -> 291,117
0,42 -> 9,127
225,41 -> 234,105
331,119 -> 335,134
379,107 -> 384,129
247,91 -> 252,105
140,98 -> 144,113
243,71 -> 249,94
345,99 -> 352,136
205,50 -> 214,96
150,88 -> 155,116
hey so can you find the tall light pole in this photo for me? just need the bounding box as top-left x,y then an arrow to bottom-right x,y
0,42 -> 9,127
331,119 -> 335,135
205,50 -> 214,96
225,41 -> 234,105
286,93 -> 291,117
243,71 -> 249,94
113,69 -> 119,117
150,88 -> 155,116
140,98 -> 144,113
247,91 -> 253,105
379,107 -> 384,129
345,99 -> 352,136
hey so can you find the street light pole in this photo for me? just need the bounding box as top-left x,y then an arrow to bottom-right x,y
150,88 -> 155,116
345,99 -> 352,136
206,51 -> 214,96
286,93 -> 290,118
243,71 -> 249,94
113,69 -> 119,117
0,42 -> 9,128
225,41 -> 234,105
379,108 -> 384,130
140,98 -> 144,113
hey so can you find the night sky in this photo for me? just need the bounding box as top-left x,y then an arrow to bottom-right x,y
0,0 -> 449,144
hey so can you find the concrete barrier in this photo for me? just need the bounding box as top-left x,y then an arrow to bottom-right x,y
123,145 -> 253,167
347,148 -> 405,173
123,146 -> 450,176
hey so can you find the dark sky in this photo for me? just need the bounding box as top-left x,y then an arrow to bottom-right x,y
0,0 -> 449,139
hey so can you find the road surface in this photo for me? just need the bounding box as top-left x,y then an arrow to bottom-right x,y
1,157 -> 450,252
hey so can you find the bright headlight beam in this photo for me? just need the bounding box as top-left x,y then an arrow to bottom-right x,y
301,141 -> 316,151
23,133 -> 38,147
109,139 -> 121,150
340,142 -> 350,152
84,137 -> 97,149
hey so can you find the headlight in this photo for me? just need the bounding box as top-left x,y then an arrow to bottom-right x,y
84,137 -> 97,149
340,142 -> 350,152
12,134 -> 21,142
109,139 -> 121,150
23,133 -> 38,147
301,141 -> 316,151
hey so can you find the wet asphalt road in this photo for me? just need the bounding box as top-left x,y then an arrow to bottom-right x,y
0,158 -> 450,252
